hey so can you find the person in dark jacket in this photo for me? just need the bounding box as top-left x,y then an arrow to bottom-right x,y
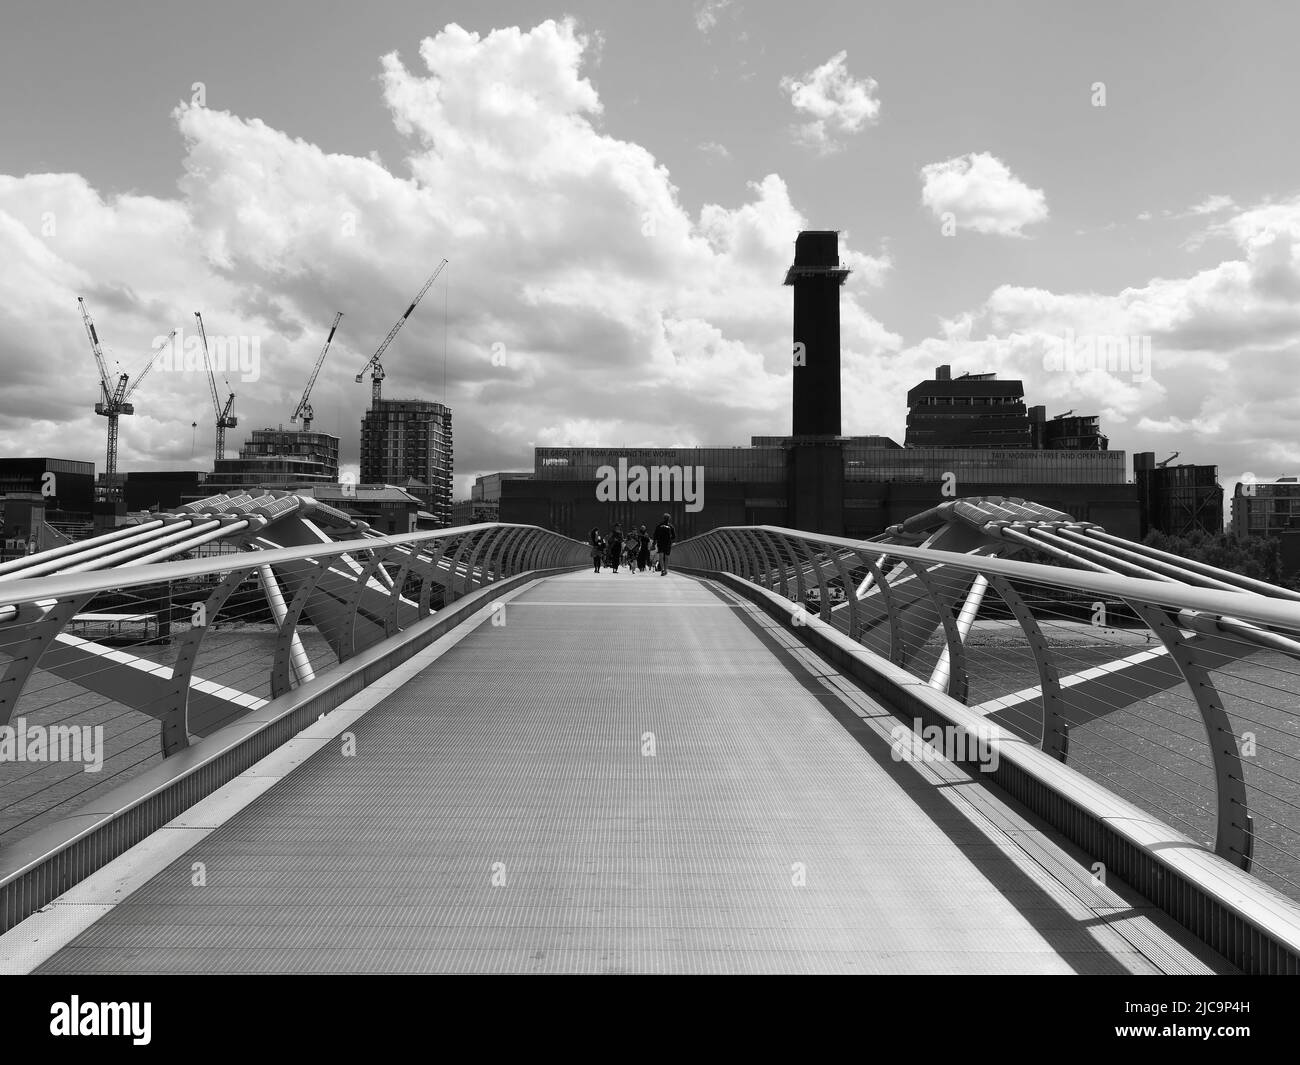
653,514 -> 675,575
636,524 -> 651,572
589,527 -> 604,572
607,524 -> 625,572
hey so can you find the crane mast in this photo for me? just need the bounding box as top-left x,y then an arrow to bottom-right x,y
292,311 -> 343,432
194,312 -> 238,465
356,258 -> 448,409
79,297 -> 174,502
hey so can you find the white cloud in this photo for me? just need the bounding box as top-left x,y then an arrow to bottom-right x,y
1177,194 -> 1240,248
891,194 -> 1300,479
780,51 -> 880,154
695,0 -> 735,33
699,140 -> 731,160
1185,194 -> 1236,217
919,152 -> 1048,237
0,20 -> 896,484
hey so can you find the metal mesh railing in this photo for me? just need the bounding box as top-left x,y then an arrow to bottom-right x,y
0,523 -> 586,849
677,525 -> 1300,904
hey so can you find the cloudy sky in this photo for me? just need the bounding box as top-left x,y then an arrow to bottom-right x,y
2,0 -> 1299,499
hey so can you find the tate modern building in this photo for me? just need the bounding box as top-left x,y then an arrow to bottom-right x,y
498,232 -> 1138,541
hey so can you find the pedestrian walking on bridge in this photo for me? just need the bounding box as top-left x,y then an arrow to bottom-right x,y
653,514 -> 675,576
608,524 -> 625,573
636,525 -> 651,572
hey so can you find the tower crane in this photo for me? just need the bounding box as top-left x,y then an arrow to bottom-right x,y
79,297 -> 176,502
194,312 -> 238,465
356,258 -> 448,409
291,311 -> 343,432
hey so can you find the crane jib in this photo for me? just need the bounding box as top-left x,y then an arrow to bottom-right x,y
356,258 -> 447,399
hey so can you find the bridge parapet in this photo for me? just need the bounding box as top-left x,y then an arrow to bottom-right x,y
676,510 -> 1300,953
0,502 -> 586,876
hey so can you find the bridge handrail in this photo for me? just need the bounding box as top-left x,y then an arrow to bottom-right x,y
0,521 -> 587,862
676,523 -> 1300,909
683,525 -> 1300,633
0,523 -> 578,610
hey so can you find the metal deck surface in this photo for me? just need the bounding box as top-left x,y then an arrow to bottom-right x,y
34,571 -> 1232,974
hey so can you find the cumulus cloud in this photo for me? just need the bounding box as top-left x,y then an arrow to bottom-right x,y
695,0 -> 736,33
0,20 -> 895,497
919,152 -> 1048,237
890,194 -> 1300,487
699,140 -> 731,160
780,51 -> 880,154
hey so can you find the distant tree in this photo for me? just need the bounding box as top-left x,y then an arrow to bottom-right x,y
1142,529 -> 1282,585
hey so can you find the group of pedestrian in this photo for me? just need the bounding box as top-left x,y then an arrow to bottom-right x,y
589,514 -> 675,575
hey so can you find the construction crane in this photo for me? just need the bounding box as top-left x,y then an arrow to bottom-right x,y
194,312 -> 238,465
356,258 -> 448,409
79,297 -> 176,502
1156,452 -> 1180,468
291,311 -> 343,431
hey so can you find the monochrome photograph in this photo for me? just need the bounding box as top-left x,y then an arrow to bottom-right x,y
0,0 -> 1294,1043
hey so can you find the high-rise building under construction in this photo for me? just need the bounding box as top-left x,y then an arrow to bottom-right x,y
360,398 -> 453,526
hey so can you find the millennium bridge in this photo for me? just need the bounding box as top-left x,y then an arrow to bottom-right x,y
1,490 -> 1298,974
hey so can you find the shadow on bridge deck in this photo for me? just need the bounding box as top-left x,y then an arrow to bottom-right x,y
22,571 -> 1231,974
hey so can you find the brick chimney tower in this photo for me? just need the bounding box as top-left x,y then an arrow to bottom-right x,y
785,230 -> 850,437
783,230 -> 850,535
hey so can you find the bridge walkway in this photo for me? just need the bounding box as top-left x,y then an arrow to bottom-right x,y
29,571 -> 1230,974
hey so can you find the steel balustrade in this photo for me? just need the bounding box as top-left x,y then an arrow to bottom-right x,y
676,525 -> 1300,890
0,520 -> 584,935
0,522 -> 587,846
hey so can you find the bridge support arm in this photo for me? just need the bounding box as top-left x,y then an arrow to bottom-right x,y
904,560 -> 969,703
161,566 -> 256,755
1128,601 -> 1253,870
986,574 -> 1068,759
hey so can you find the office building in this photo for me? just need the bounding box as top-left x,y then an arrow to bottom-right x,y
906,367 -> 1032,449
1031,409 -> 1109,451
500,441 -> 1137,542
119,471 -> 208,512
1231,476 -> 1300,579
0,457 -> 97,550
360,399 -> 453,527
0,457 -> 95,515
1231,477 -> 1300,537
207,428 -> 340,496
451,471 -> 532,526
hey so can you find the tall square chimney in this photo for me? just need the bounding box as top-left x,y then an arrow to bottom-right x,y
785,230 -> 850,437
